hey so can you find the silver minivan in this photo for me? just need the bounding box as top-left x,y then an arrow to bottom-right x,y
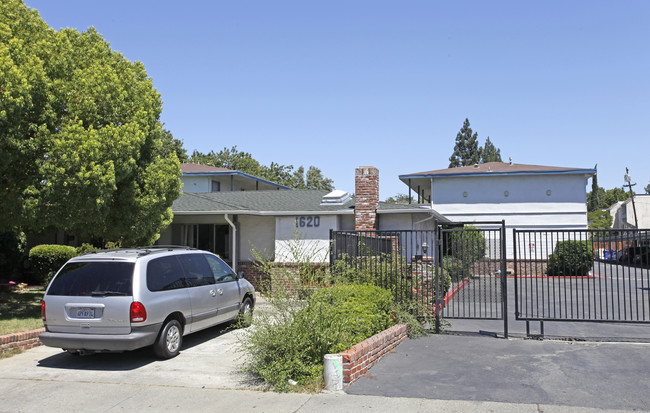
39,246 -> 255,358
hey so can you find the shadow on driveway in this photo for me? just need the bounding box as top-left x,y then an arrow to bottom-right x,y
36,322 -> 235,371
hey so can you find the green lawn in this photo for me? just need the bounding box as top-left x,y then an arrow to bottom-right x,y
0,290 -> 45,335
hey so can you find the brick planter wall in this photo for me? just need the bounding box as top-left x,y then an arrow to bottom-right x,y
237,261 -> 330,293
339,323 -> 407,385
0,328 -> 45,354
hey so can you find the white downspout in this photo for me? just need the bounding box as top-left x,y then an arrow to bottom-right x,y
224,214 -> 237,272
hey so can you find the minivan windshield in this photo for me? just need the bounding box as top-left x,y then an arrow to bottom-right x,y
47,262 -> 134,296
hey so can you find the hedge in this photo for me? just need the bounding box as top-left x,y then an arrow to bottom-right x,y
28,244 -> 77,286
546,240 -> 593,277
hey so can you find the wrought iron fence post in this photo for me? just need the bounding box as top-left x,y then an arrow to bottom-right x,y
434,221 -> 441,334
513,228 -> 519,321
501,220 -> 508,338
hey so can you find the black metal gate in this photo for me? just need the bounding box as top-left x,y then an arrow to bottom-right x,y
330,221 -> 508,337
513,228 -> 650,334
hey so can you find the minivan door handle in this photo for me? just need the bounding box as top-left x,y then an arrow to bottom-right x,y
209,289 -> 217,297
216,288 -> 223,296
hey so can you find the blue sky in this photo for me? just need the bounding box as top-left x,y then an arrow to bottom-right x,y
24,1 -> 650,200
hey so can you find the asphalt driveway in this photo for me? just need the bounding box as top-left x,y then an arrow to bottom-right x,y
346,333 -> 650,411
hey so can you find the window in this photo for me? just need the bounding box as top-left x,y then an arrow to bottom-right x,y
211,180 -> 220,192
147,256 -> 186,291
48,262 -> 134,296
178,254 -> 215,287
204,254 -> 236,282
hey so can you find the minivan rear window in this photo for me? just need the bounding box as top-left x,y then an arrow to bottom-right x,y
47,262 -> 134,296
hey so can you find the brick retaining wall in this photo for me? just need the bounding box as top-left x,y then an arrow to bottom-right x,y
0,328 -> 45,354
339,323 -> 407,385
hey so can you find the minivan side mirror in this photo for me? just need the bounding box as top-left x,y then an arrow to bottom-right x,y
237,271 -> 245,279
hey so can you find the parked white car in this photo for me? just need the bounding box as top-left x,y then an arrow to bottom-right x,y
39,246 -> 255,358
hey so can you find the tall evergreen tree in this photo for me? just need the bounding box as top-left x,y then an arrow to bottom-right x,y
480,137 -> 502,163
589,165 -> 599,212
449,118 -> 481,167
305,166 -> 334,191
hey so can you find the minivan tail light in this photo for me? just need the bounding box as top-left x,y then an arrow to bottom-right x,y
130,301 -> 147,323
41,300 -> 46,321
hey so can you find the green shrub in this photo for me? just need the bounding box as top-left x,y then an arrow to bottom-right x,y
546,240 -> 593,277
442,256 -> 466,282
76,243 -> 99,255
445,225 -> 487,268
330,256 -> 376,285
437,266 -> 452,296
239,284 -> 394,392
29,245 -> 77,286
306,284 -> 393,352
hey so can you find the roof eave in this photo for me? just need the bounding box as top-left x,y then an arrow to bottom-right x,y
399,168 -> 596,181
182,171 -> 292,190
173,210 -> 354,216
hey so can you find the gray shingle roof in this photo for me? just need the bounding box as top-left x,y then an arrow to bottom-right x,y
400,162 -> 596,180
173,190 -> 449,222
173,190 -> 353,214
181,163 -> 233,173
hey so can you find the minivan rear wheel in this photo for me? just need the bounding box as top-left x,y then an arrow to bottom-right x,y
154,319 -> 182,359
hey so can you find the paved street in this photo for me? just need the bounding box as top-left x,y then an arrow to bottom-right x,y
347,333 -> 650,411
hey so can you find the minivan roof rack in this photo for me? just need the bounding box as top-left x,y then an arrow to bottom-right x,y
137,245 -> 196,250
80,245 -> 197,257
81,248 -> 126,256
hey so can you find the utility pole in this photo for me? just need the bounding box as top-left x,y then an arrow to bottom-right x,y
624,167 -> 639,228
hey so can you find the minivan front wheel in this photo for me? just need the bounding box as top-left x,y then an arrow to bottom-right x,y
154,319 -> 182,359
238,297 -> 254,328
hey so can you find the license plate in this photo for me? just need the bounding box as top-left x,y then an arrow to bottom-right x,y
75,308 -> 95,318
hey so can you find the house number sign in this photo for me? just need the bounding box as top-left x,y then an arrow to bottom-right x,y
295,216 -> 320,228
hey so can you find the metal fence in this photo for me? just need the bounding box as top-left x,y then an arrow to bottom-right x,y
514,229 -> 650,323
330,229 -> 439,317
330,222 -> 508,335
439,224 -> 506,322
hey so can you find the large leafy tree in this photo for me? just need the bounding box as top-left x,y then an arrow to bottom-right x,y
449,118 -> 481,167
0,0 -> 181,245
385,193 -> 410,204
588,209 -> 613,230
189,146 -> 334,191
587,185 -> 630,212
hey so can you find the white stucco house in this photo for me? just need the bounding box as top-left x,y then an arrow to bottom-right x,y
179,163 -> 292,192
608,194 -> 650,229
158,165 -> 448,278
398,161 -> 596,258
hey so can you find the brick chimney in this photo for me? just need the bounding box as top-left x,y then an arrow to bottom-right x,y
355,166 -> 379,231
